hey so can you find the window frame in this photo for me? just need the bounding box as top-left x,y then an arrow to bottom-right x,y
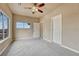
16,21 -> 31,29
0,10 -> 10,43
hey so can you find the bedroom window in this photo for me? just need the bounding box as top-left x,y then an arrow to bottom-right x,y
16,21 -> 31,29
0,12 -> 9,40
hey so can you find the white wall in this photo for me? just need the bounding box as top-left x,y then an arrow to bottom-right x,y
40,4 -> 79,52
16,29 -> 32,40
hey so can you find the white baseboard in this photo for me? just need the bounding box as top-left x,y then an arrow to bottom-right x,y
61,45 -> 79,53
44,39 -> 53,43
47,40 -> 79,53
52,41 -> 79,53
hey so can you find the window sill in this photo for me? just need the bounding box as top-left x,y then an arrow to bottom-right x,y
16,28 -> 31,30
0,37 -> 9,44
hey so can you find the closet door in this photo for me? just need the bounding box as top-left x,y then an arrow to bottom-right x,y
33,23 -> 40,38
52,14 -> 62,45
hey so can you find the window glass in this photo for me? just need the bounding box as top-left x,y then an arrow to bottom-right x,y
3,15 -> 9,38
16,22 -> 24,28
0,13 -> 3,40
24,23 -> 30,28
16,21 -> 31,29
0,12 -> 9,40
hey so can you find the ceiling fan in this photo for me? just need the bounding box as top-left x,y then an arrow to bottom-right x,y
18,3 -> 45,14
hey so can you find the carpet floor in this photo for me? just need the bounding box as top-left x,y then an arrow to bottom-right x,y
1,39 -> 79,56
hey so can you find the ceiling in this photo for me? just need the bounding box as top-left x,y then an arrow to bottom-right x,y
8,3 -> 60,18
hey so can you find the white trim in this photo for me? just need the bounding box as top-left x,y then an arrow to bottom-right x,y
0,37 -> 10,43
52,40 -> 62,46
0,9 -> 11,43
43,38 -> 79,54
52,40 -> 79,53
44,39 -> 53,43
61,45 -> 79,53
0,9 -> 10,18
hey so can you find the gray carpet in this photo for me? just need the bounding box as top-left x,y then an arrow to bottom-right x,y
1,39 -> 79,56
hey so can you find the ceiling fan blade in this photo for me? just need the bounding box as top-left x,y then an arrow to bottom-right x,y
38,3 -> 45,7
34,3 -> 37,6
38,9 -> 43,13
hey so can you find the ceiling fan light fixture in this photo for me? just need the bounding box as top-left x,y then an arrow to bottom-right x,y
35,8 -> 38,11
32,6 -> 38,13
32,6 -> 36,10
32,9 -> 35,12
23,3 -> 45,14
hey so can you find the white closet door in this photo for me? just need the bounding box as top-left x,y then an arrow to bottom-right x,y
33,23 -> 40,38
53,14 -> 62,45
